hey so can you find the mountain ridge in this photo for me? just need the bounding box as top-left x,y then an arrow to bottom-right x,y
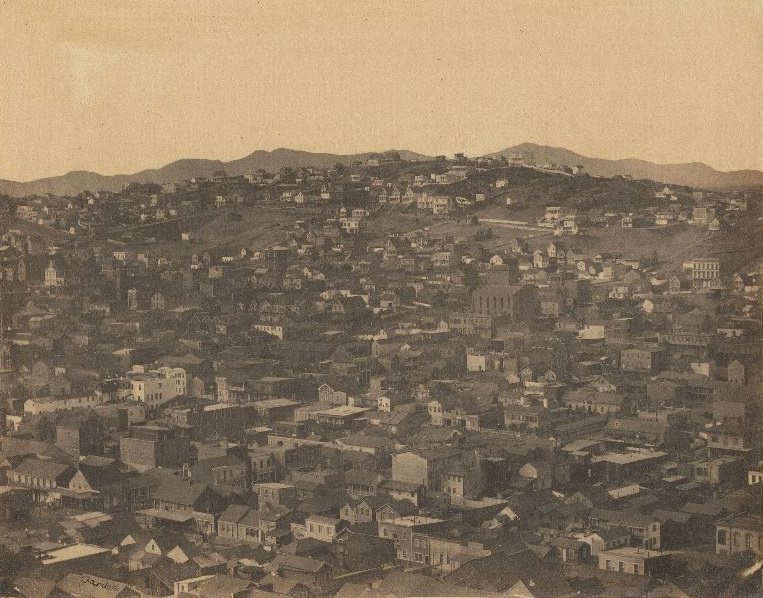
1,145 -> 760,197
491,143 -> 763,190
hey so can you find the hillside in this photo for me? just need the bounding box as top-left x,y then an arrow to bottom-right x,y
493,143 -> 763,190
0,148 -> 431,197
2,143 -> 760,197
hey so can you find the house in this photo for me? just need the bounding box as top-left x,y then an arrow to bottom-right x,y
341,495 -> 384,525
549,536 -> 591,563
217,504 -> 252,541
268,554 -> 334,593
139,478 -> 226,535
431,196 -> 453,215
597,547 -> 671,576
518,460 -> 571,490
182,575 -> 255,598
253,482 -> 297,508
581,528 -> 631,556
589,508 -> 661,549
715,513 -> 762,557
297,514 -> 347,542
503,404 -> 556,432
7,458 -> 76,502
392,448 -> 465,492
655,211 -> 675,226
727,359 -> 745,385
217,505 -> 291,545
57,573 -> 140,598
705,423 -> 753,456
561,390 -> 630,415
190,455 -> 247,489
443,465 -> 484,500
620,346 -> 665,374
344,469 -> 386,498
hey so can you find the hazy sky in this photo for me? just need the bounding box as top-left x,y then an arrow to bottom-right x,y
1,1 -> 762,181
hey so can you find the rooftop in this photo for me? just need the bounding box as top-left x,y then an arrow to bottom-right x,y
591,451 -> 667,465
39,543 -> 111,565
318,405 -> 369,417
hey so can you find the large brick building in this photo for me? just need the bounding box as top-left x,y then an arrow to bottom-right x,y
471,284 -> 540,321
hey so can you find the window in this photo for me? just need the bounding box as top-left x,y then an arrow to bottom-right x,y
633,564 -> 639,574
618,562 -> 624,573
733,532 -> 740,547
717,529 -> 727,545
746,534 -> 753,549
401,550 -> 407,559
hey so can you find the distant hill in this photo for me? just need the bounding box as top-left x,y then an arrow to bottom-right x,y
1,143 -> 760,197
492,143 -> 763,190
0,148 -> 431,197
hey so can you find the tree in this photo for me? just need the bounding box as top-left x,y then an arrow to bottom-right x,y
35,415 -> 56,442
395,286 -> 416,305
279,167 -> 296,184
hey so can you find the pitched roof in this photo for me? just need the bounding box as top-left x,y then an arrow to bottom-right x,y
445,549 -> 571,597
197,575 -> 254,596
274,553 -> 331,574
153,478 -> 211,506
56,573 -> 133,598
190,454 -> 244,480
14,458 -> 74,480
219,504 -> 251,524
344,469 -> 385,486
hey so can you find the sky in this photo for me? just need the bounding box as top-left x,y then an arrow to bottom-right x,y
1,0 -> 762,181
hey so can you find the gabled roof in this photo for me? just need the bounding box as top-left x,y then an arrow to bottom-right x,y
153,478 -> 212,506
197,575 -> 254,596
219,504 -> 251,524
190,454 -> 245,480
445,549 -> 571,596
56,573 -> 133,598
14,458 -> 74,480
344,469 -> 385,487
273,553 -> 331,574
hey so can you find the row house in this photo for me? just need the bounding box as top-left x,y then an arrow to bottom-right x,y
8,458 -> 76,502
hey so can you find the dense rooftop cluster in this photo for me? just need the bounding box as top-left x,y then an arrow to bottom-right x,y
0,152 -> 760,598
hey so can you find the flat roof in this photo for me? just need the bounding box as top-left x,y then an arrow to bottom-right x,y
204,402 -> 238,411
318,406 -> 369,417
255,398 -> 300,408
137,508 -> 195,523
385,515 -> 445,527
599,547 -> 673,559
592,451 -> 667,465
40,544 -> 110,565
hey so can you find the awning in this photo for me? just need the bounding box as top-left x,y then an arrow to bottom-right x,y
136,508 -> 194,523
49,488 -> 101,499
